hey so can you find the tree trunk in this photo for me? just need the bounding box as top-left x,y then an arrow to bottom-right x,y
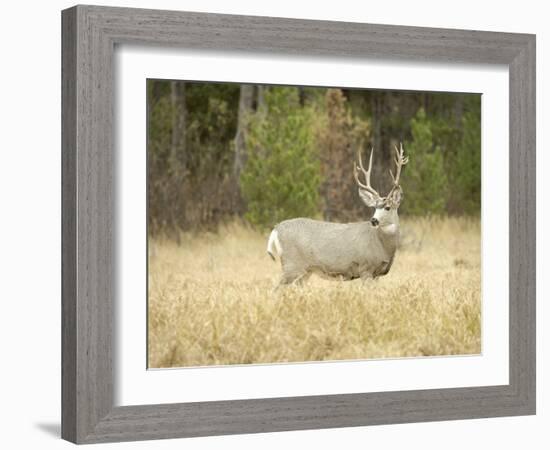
257,85 -> 266,112
170,81 -> 186,168
233,84 -> 254,178
169,81 -> 187,240
371,92 -> 382,154
454,95 -> 464,130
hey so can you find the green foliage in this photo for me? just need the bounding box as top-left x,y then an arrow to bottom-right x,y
147,80 -> 241,233
184,83 -> 239,172
240,87 -> 321,228
402,108 -> 448,215
452,110 -> 482,215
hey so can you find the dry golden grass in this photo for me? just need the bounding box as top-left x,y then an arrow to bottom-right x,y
148,216 -> 481,368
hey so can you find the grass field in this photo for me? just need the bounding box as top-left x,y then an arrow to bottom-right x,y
147,216 -> 481,368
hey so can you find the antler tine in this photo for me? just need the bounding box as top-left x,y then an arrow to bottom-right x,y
354,147 -> 381,198
389,168 -> 396,184
389,142 -> 408,187
353,163 -> 366,188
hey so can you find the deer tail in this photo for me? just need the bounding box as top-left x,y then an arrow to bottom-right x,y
267,229 -> 282,261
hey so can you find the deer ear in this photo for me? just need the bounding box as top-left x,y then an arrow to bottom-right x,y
358,188 -> 378,207
388,187 -> 403,206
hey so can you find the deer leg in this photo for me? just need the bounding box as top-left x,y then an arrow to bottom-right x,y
359,271 -> 375,283
376,257 -> 393,277
293,271 -> 311,286
371,259 -> 391,279
274,270 -> 309,291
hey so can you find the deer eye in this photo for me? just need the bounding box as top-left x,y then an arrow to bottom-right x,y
384,206 -> 390,211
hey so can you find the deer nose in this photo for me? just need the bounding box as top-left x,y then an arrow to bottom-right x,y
370,217 -> 379,226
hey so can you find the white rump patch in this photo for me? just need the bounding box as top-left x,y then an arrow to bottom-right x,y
267,229 -> 282,260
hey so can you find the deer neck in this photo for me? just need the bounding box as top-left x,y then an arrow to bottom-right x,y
379,222 -> 399,236
376,219 -> 400,256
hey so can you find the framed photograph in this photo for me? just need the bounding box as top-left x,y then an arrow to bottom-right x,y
62,5 -> 536,444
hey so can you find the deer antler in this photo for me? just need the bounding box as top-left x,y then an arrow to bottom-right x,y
354,147 -> 382,199
389,142 -> 409,187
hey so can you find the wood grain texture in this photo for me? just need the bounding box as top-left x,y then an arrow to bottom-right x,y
61,7 -> 77,443
508,37 -> 536,409
61,4 -> 536,444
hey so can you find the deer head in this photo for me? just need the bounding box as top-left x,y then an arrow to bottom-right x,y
354,143 -> 409,228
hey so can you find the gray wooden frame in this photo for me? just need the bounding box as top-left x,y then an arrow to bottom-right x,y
62,4 -> 536,444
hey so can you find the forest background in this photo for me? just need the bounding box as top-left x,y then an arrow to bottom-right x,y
147,80 -> 481,236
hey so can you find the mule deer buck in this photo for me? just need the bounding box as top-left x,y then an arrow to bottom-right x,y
267,143 -> 409,287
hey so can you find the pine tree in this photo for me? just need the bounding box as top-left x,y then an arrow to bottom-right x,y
240,87 -> 321,228
402,108 -> 448,215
